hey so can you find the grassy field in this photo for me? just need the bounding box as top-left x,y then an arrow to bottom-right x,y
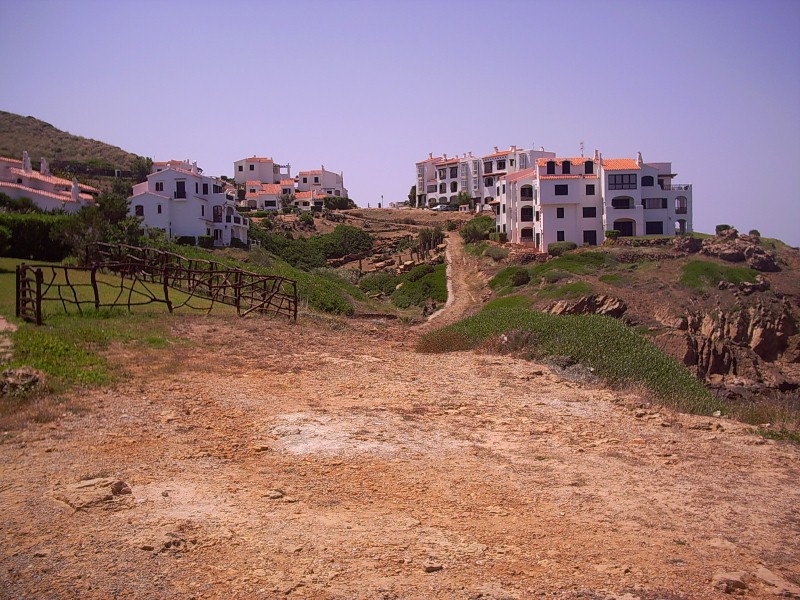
679,260 -> 758,292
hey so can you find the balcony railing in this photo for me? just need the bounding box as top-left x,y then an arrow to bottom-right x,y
213,216 -> 222,223
225,215 -> 243,224
675,207 -> 688,214
174,191 -> 186,199
661,183 -> 691,191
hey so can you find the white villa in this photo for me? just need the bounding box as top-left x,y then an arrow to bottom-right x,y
233,156 -> 291,186
296,166 -> 347,198
415,145 -> 555,209
495,150 -> 692,249
0,151 -> 98,213
128,161 -> 248,246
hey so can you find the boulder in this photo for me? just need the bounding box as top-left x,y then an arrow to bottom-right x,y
547,295 -> 627,318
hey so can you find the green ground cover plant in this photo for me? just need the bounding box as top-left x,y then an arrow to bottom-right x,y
680,260 -> 758,292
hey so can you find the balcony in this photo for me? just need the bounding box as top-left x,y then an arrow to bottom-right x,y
174,191 -> 186,199
225,215 -> 243,225
661,183 -> 691,191
675,207 -> 688,215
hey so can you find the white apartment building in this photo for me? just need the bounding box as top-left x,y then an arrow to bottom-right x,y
128,162 -> 248,246
0,151 -> 98,213
243,181 -> 282,211
233,156 -> 291,186
497,151 -> 692,249
296,166 -> 347,198
415,145 -> 555,209
151,159 -> 200,174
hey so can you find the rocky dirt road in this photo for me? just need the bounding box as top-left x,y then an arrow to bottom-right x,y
1,247 -> 799,599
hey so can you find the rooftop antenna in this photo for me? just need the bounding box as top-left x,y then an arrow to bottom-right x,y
580,141 -> 585,158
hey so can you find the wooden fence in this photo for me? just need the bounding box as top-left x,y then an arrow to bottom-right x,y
14,243 -> 297,325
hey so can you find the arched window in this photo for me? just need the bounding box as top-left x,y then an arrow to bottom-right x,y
519,155 -> 529,169
520,185 -> 533,199
546,161 -> 555,174
521,228 -> 534,241
521,206 -> 533,221
562,161 -> 571,175
642,175 -> 654,187
675,196 -> 688,214
450,181 -> 458,193
439,183 -> 446,193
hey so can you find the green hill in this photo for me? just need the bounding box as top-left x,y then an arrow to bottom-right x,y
0,110 -> 139,169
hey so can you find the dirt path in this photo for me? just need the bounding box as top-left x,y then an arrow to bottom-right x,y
1,314 -> 799,599
418,232 -> 488,333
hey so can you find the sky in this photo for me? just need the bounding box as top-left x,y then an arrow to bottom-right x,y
1,0 -> 799,244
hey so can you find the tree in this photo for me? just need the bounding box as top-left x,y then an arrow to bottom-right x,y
456,191 -> 472,207
130,156 -> 153,184
408,185 -> 416,207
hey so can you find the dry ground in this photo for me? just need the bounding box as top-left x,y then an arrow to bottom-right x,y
1,236 -> 799,599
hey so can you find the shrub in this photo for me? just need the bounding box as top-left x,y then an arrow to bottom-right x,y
391,263 -> 447,308
175,236 -> 196,246
299,212 -> 314,226
604,230 -> 620,240
548,241 -> 578,256
715,224 -> 733,234
0,213 -> 73,261
488,232 -> 507,243
198,235 -> 214,249
542,269 -> 571,284
0,225 -> 10,255
323,196 -> 357,210
251,210 -> 274,218
405,263 -> 435,282
485,246 -> 509,262
511,270 -> 531,286
444,220 -> 458,232
460,215 -> 495,243
490,266 -> 533,291
229,237 -> 248,249
748,229 -> 761,238
359,272 -> 400,296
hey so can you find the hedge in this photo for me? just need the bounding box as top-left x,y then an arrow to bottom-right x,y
548,241 -> 578,256
198,235 -> 214,249
0,213 -> 73,261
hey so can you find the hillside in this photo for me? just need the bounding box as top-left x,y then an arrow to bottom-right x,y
0,110 -> 139,168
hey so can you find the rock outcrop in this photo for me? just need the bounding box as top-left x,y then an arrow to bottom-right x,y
700,228 -> 780,272
547,295 -> 627,318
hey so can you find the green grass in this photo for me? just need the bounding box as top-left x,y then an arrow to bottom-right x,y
484,246 -> 509,261
680,260 -> 758,292
464,241 -> 488,257
482,295 -> 534,311
538,281 -> 594,300
417,307 -> 719,415
489,251 -> 617,295
599,273 -> 626,285
750,428 -> 800,444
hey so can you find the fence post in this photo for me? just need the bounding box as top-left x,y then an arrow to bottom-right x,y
235,270 -> 242,315
91,266 -> 100,310
35,268 -> 43,326
15,264 -> 22,318
163,264 -> 172,313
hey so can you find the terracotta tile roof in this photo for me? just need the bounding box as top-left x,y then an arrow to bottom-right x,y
299,169 -> 323,175
294,190 -> 328,200
153,160 -> 189,166
504,168 -> 536,183
240,157 -> 273,163
279,179 -> 295,185
245,180 -> 261,186
602,158 -> 641,171
259,183 -> 282,195
0,181 -> 92,203
9,167 -> 99,192
483,172 -> 506,178
0,156 -> 24,165
483,150 -> 512,159
539,175 -> 582,180
536,157 -> 597,167
488,199 -> 501,205
433,159 -> 459,167
416,156 -> 443,164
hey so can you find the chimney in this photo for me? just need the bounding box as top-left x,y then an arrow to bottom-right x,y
594,149 -> 600,161
468,151 -> 473,157
22,150 -> 31,172
191,161 -> 198,175
636,151 -> 643,166
493,146 -> 499,153
540,146 -> 544,152
511,145 -> 517,152
443,153 -> 447,160
428,152 -> 433,159
40,157 -> 50,176
71,178 -> 80,202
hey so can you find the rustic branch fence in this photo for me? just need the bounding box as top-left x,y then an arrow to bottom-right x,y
15,243 -> 297,325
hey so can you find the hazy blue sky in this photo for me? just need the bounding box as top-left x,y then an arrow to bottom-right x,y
1,0 -> 799,243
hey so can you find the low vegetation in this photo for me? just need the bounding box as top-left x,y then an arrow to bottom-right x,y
679,260 -> 758,291
359,264 -> 447,309
418,306 -> 720,415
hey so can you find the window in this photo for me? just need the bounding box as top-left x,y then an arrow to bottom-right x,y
557,207 -> 565,218
157,204 -> 162,214
249,164 -> 255,171
213,205 -> 223,222
646,221 -> 664,235
643,198 -> 668,209
238,165 -> 243,172
557,231 -> 565,242
582,206 -> 596,218
546,161 -> 555,174
483,161 -> 492,173
510,159 -> 515,167
611,196 -> 634,209
555,184 -> 568,196
502,184 -> 506,194
314,176 -> 319,183
502,204 -> 506,214
521,227 -> 533,240
562,161 -> 571,175
586,184 -> 595,195
497,160 -> 506,170
155,181 -> 164,192
175,181 -> 186,199
485,177 -> 494,186
213,184 -> 222,194
302,177 -> 308,183
195,182 -> 199,194
520,185 -> 533,198
521,206 -> 533,221
438,169 -> 446,179
439,183 -> 446,193
583,230 -> 597,245
584,161 -> 594,175
450,167 -> 458,178
450,181 -> 457,192
265,200 -> 277,207
134,205 -> 144,216
201,205 -> 205,216
203,183 -> 209,195
608,174 -> 637,190
535,210 -> 540,221
642,175 -> 654,187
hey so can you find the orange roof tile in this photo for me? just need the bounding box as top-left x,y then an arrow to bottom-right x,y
9,167 -> 99,192
299,169 -> 323,175
0,181 -> 92,203
433,159 -> 459,167
535,157 -> 597,167
416,155 -> 443,164
482,150 -> 511,159
0,156 -> 24,165
539,175 -> 582,180
245,180 -> 261,186
504,168 -> 536,182
602,158 -> 641,171
294,190 -> 328,200
259,183 -> 282,195
279,179 -> 295,185
240,157 -> 273,163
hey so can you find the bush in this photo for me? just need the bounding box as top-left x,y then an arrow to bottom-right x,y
323,196 -> 357,210
511,270 -> 531,286
490,266 -> 534,292
299,212 -> 314,225
198,235 -> 214,249
251,210 -> 274,218
604,230 -> 620,240
0,213 -> 73,261
484,246 -> 509,261
548,241 -> 578,256
488,232 -> 507,243
406,263 -> 435,282
229,237 -> 248,249
748,229 -> 761,238
0,224 -> 10,254
175,236 -> 196,246
359,272 -> 400,296
391,263 -> 447,308
715,224 -> 733,234
460,215 -> 494,244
